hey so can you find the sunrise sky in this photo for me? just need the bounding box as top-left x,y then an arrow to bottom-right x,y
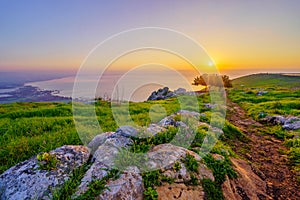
1,0 -> 300,74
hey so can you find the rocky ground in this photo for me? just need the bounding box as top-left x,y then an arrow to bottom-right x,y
0,100 -> 299,199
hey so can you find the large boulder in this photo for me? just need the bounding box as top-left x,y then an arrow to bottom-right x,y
0,145 -> 90,200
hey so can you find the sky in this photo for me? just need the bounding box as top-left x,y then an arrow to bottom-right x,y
0,0 -> 300,74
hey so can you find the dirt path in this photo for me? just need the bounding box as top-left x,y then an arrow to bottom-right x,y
226,100 -> 300,200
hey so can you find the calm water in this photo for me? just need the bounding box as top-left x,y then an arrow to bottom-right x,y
25,71 -> 201,102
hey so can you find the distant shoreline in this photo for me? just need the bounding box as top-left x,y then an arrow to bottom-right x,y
0,85 -> 71,104
1,72 -> 299,104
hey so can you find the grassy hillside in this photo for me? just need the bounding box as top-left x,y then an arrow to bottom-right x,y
1,94 -> 248,199
0,94 -> 226,173
232,73 -> 300,88
230,73 -> 300,119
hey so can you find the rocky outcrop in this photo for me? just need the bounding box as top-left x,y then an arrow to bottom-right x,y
147,87 -> 195,101
261,116 -> 286,125
0,145 -> 90,200
261,115 -> 300,130
147,87 -> 175,101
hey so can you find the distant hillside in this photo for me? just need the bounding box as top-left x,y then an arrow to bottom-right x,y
232,73 -> 300,88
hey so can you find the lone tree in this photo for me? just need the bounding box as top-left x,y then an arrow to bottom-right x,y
221,75 -> 233,88
192,74 -> 232,89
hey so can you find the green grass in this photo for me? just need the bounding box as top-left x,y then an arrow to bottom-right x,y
0,94 -> 215,173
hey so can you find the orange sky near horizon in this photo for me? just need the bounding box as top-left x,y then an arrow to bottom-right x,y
1,1 -> 300,74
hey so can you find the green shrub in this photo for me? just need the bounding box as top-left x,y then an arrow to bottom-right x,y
173,161 -> 181,171
36,152 -> 58,171
142,170 -> 162,188
76,169 -> 120,200
186,174 -> 199,186
203,154 -> 237,185
144,187 -> 158,200
202,178 -> 224,200
52,164 -> 89,200
183,153 -> 199,173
